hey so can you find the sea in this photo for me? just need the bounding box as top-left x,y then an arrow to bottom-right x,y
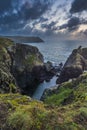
25,40 -> 87,100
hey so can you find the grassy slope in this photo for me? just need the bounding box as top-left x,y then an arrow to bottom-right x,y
0,73 -> 87,130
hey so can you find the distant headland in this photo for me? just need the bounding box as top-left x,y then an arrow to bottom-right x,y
4,36 -> 44,43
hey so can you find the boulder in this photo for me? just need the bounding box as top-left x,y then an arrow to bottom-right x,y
57,47 -> 87,84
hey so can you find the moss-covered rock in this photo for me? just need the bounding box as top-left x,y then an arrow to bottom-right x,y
0,37 -> 18,93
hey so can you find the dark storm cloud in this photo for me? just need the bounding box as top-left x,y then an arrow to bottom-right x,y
0,0 -> 53,33
32,17 -> 48,27
20,0 -> 52,20
41,21 -> 57,30
0,0 -> 12,14
59,17 -> 80,31
70,0 -> 87,13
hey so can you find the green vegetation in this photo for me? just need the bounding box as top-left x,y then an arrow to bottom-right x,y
0,73 -> 87,130
45,86 -> 72,106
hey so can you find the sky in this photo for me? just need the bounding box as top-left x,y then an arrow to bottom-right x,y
0,0 -> 87,40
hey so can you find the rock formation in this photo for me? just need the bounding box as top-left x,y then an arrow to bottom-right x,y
0,37 -> 58,95
57,47 -> 87,84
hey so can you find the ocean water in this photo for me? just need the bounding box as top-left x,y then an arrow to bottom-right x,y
26,40 -> 87,65
25,40 -> 87,100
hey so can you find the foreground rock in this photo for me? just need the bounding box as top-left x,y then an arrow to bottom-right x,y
57,46 -> 87,84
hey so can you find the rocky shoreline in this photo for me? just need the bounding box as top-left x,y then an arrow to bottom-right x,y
41,46 -> 87,100
1,37 -> 87,130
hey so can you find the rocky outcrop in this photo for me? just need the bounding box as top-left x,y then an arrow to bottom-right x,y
7,43 -> 44,95
57,47 -> 87,84
32,61 -> 59,83
0,37 -> 44,95
0,37 -> 59,95
0,38 -> 18,93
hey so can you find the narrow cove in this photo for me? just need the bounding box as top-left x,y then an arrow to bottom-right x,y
32,76 -> 57,100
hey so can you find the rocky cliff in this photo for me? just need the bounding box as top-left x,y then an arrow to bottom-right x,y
0,37 -> 44,95
0,37 -> 57,95
57,47 -> 87,84
8,43 -> 44,95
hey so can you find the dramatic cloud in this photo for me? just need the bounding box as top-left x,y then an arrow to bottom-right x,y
70,0 -> 87,13
59,17 -> 80,31
0,0 -> 87,40
20,1 -> 52,20
41,21 -> 57,30
0,0 -> 53,32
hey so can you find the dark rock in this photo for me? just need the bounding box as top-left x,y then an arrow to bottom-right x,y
57,47 -> 87,84
32,65 -> 55,83
8,43 -> 44,95
44,61 -> 53,72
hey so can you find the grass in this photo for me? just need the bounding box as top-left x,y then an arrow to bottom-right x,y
44,87 -> 73,106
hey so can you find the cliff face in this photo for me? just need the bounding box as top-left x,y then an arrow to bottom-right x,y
8,43 -> 44,95
0,38 -> 17,93
0,37 -> 44,95
57,47 -> 87,84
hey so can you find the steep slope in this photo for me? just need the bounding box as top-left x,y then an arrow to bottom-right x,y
0,37 -> 44,95
0,73 -> 87,130
57,47 -> 87,84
